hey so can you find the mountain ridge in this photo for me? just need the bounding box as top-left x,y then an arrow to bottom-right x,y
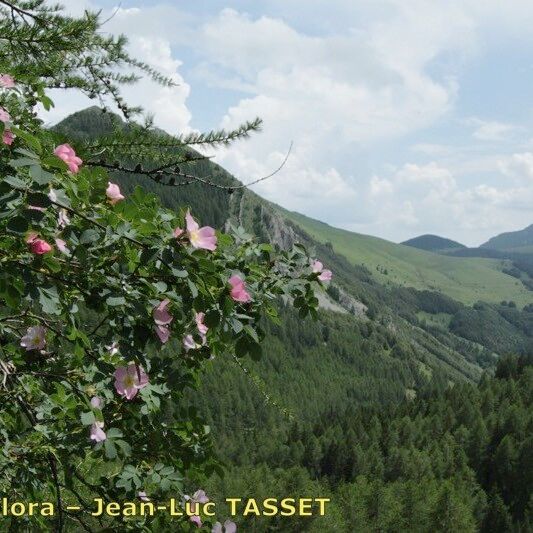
54,107 -> 533,391
481,223 -> 533,251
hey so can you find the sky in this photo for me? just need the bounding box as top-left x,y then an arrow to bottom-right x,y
44,0 -> 533,246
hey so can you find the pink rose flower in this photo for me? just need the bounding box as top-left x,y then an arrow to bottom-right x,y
54,144 -> 82,174
190,515 -> 202,528
0,107 -> 10,123
106,182 -> 124,205
30,239 -> 53,255
114,364 -> 149,400
228,275 -> 251,303
0,74 -> 15,88
173,227 -> 184,238
153,299 -> 172,325
183,334 -> 197,352
55,238 -> 70,255
155,325 -> 170,344
195,312 -> 208,336
20,325 -> 46,351
2,130 -> 14,146
90,421 -> 106,443
186,490 -> 209,528
212,519 -> 237,533
186,210 -> 217,251
319,270 -> 332,281
153,299 -> 172,344
312,259 -> 332,282
106,341 -> 119,355
26,233 -> 53,255
90,396 -> 103,409
89,395 -> 106,442
58,208 -> 70,228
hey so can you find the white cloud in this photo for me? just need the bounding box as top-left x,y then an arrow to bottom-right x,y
369,175 -> 394,197
196,6 -> 469,219
39,2 -> 193,133
500,152 -> 533,181
36,0 -> 533,245
364,159 -> 533,245
466,118 -> 518,141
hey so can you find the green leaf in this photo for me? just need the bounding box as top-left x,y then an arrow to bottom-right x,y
204,310 -> 220,328
27,192 -> 51,208
3,175 -> 27,189
104,439 -> 117,459
245,325 -> 259,343
9,157 -> 38,168
80,411 -> 95,426
10,127 -> 42,153
38,286 -> 61,315
106,428 -> 123,439
231,318 -> 243,334
29,165 -> 55,185
106,296 -> 126,307
6,216 -> 28,234
80,229 -> 99,244
188,279 -> 198,298
42,255 -> 62,273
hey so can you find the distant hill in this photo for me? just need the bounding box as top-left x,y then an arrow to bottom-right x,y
481,224 -> 533,251
282,210 -> 532,307
402,234 -> 466,253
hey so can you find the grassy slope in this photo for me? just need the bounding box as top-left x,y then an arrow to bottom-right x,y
282,210 -> 532,307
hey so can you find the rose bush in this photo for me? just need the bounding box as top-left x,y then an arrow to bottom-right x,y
0,1 -> 331,531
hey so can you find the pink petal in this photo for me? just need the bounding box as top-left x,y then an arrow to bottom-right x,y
114,367 -> 128,382
0,107 -> 10,123
54,144 -> 74,158
224,520 -> 237,533
192,226 -> 217,251
29,238 -> 53,255
2,130 -> 14,145
67,161 -> 79,174
195,312 -> 208,335
190,515 -> 202,528
192,490 -> 209,504
173,227 -> 184,238
318,269 -> 332,281
106,182 -> 124,205
153,299 -> 173,325
155,324 -> 170,343
55,238 -> 70,255
90,396 -> 103,409
90,422 -> 106,443
312,260 -> 323,273
185,210 -> 199,232
229,275 -> 251,303
132,364 -> 149,389
0,74 -> 15,88
212,522 -> 223,533
183,334 -> 196,352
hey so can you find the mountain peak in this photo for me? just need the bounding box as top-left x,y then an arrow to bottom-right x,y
481,224 -> 533,251
401,234 -> 466,252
